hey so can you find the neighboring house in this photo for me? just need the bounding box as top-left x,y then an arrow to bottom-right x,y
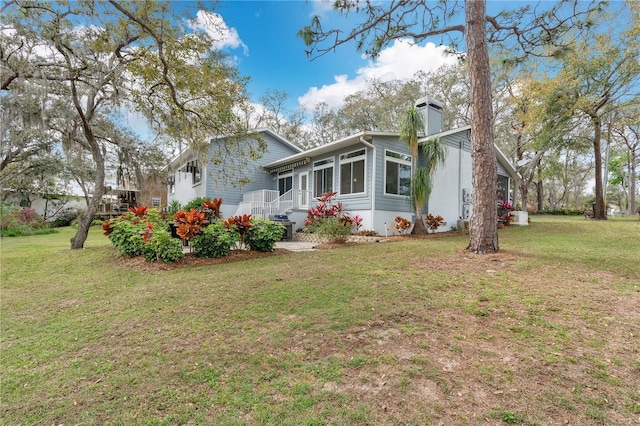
166,96 -> 518,234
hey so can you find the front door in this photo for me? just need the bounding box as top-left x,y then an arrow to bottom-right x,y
299,172 -> 309,209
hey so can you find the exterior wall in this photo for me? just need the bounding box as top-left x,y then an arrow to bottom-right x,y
4,193 -> 86,221
171,170 -> 204,206
428,130 -> 472,231
287,135 -> 415,232
168,131 -> 300,214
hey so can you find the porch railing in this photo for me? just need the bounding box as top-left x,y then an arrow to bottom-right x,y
234,189 -> 311,218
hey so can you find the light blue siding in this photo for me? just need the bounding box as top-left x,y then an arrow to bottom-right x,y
374,135 -> 414,214
205,132 -> 300,206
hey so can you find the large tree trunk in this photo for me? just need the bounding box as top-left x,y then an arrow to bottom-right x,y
537,180 -> 544,211
70,147 -> 107,249
466,0 -> 498,254
591,115 -> 606,219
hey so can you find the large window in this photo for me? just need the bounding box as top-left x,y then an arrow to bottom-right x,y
313,158 -> 334,197
339,149 -> 366,195
385,150 -> 412,196
278,171 -> 293,195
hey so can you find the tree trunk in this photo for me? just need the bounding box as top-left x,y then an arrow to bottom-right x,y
411,212 -> 428,235
592,115 -> 606,219
537,180 -> 543,211
520,180 -> 529,212
629,149 -> 637,216
70,129 -> 108,249
465,0 -> 498,254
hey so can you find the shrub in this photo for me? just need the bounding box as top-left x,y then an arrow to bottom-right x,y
394,216 -> 412,235
192,222 -> 237,258
173,208 -> 208,243
224,214 -> 253,249
107,216 -> 149,257
424,214 -> 445,233
182,197 -> 208,212
0,202 -> 52,236
246,218 -> 285,252
143,228 -> 184,262
498,200 -> 514,225
304,192 -> 355,242
0,202 -> 20,231
106,207 -> 170,258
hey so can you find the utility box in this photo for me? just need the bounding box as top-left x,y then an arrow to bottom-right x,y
511,211 -> 529,226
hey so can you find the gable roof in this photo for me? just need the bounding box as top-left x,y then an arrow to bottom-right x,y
167,128 -> 303,171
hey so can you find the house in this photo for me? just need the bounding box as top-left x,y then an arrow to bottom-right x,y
166,96 -> 519,235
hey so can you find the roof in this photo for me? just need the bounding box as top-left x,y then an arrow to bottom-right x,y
166,128 -> 302,170
263,131 -> 399,170
264,127 -> 475,170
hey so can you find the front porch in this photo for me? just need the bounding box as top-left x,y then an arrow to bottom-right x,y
233,189 -> 311,218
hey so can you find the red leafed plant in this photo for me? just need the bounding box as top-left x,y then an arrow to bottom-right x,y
394,216 -> 412,235
140,221 -> 154,242
129,205 -> 148,218
224,214 -> 252,249
102,220 -> 113,236
424,214 -> 444,233
202,198 -> 223,221
173,208 -> 208,242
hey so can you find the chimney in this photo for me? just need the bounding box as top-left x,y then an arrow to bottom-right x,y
415,96 -> 443,136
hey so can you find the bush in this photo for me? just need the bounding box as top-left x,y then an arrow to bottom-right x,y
143,229 -> 184,262
246,218 -> 285,252
106,208 -> 170,258
107,217 -> 149,257
0,202 -> 52,236
182,197 -> 208,212
304,192 -> 354,242
49,207 -> 81,228
424,214 -> 445,233
191,222 -> 237,258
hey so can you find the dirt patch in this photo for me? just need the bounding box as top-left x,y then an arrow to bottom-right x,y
113,248 -> 291,272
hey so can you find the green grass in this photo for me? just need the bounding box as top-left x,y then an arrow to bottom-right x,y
1,216 -> 639,425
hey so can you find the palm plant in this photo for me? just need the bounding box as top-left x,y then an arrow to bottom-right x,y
400,106 -> 446,235
400,107 -> 446,235
412,136 -> 447,234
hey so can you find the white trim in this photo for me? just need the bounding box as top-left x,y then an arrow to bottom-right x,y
298,171 -> 309,209
384,149 -> 412,197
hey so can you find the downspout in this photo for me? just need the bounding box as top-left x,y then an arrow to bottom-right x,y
359,135 -> 376,230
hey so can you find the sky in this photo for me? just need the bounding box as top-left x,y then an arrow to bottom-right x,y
197,0 -> 461,114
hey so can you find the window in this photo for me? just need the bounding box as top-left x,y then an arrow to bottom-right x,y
151,197 -> 161,207
192,165 -> 201,185
385,150 -> 412,196
168,176 -> 175,195
339,149 -> 366,195
313,158 -> 334,197
278,171 -> 293,195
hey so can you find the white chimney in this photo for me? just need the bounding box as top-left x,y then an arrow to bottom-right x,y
415,96 -> 444,136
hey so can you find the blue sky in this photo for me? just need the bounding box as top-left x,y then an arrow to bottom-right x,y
199,1 -> 460,113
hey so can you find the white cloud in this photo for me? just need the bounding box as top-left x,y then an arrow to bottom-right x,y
298,39 -> 458,111
189,10 -> 248,55
309,0 -> 335,18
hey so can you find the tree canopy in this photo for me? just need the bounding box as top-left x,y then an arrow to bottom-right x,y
1,0 -> 259,248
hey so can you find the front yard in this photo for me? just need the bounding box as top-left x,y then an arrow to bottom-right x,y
1,216 -> 639,425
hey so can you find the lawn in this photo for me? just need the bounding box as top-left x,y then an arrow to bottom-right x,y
1,216 -> 639,425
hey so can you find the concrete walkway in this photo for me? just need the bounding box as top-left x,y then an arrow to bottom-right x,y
274,241 -> 317,251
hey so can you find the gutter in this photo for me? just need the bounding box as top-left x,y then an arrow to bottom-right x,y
359,136 -> 376,230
